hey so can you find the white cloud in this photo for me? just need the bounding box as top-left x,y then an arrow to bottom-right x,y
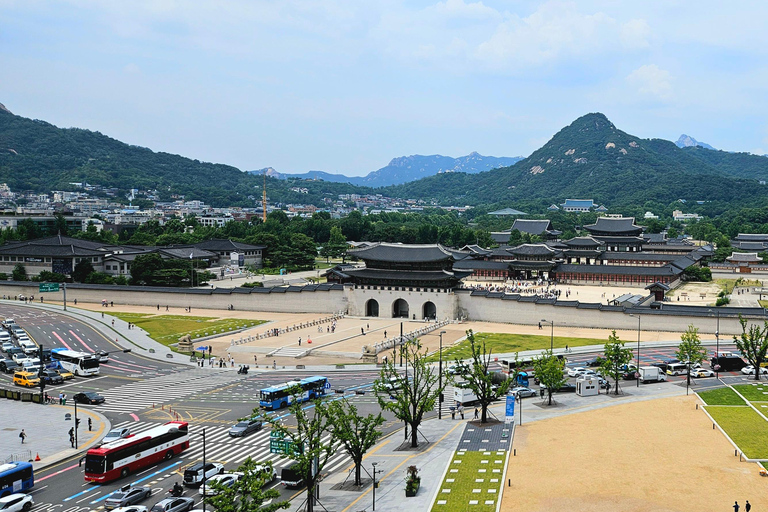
620,18 -> 651,49
626,64 -> 673,101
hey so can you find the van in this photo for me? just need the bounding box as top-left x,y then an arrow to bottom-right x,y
13,371 -> 40,387
666,363 -> 689,376
183,462 -> 224,487
280,462 -> 304,488
710,353 -> 747,372
20,340 -> 37,355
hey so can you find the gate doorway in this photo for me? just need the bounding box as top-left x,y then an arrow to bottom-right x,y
366,299 -> 379,317
392,298 -> 409,318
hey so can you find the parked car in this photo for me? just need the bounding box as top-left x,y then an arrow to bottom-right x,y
228,418 -> 263,437
40,369 -> 64,385
741,365 -> 768,376
690,367 -> 715,378
104,485 -> 152,510
567,367 -> 587,377
73,391 -> 106,404
111,507 -> 147,512
541,382 -> 577,393
198,473 -> 242,496
0,494 -> 34,512
511,386 -> 536,398
148,498 -> 194,512
103,427 -> 131,444
183,462 -> 224,487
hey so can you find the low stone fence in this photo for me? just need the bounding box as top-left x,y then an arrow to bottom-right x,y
230,313 -> 345,346
369,319 -> 453,355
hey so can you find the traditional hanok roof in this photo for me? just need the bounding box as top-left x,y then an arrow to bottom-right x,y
490,232 -> 512,244
735,234 -> 768,242
734,241 -> 768,251
645,282 -> 670,291
488,208 -> 527,216
0,235 -> 115,257
555,264 -> 681,276
561,199 -> 596,209
564,236 -> 603,248
508,243 -> 556,257
193,239 -> 265,251
453,259 -> 511,271
591,236 -> 645,244
343,268 -> 471,282
458,245 -> 492,257
347,243 -> 455,263
726,252 -> 763,263
511,219 -> 556,236
583,217 -> 643,235
547,204 -> 560,211
643,233 -> 667,244
158,247 -> 217,260
508,260 -> 558,270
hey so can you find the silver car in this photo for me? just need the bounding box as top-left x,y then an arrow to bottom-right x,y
104,485 -> 152,510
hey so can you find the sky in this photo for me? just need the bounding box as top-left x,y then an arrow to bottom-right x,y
1,1 -> 768,176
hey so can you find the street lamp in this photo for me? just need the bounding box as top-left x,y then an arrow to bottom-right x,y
191,428 -> 208,512
438,330 -> 446,419
371,462 -> 381,511
710,309 -> 720,380
541,319 -> 554,351
630,314 -> 640,387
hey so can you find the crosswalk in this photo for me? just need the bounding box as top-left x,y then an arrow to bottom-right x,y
93,368 -> 245,414
110,419 -> 352,476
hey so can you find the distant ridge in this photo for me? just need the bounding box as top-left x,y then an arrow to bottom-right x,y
675,134 -> 715,150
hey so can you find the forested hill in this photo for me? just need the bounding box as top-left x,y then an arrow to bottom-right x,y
0,107 -> 364,207
382,113 -> 768,212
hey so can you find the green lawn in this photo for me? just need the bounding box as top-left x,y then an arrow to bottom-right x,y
111,314 -> 267,350
431,450 -> 506,512
698,387 -> 746,406
706,406 -> 768,459
733,383 -> 768,402
426,332 -> 607,362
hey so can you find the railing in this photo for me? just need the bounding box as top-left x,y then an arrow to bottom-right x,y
230,313 -> 345,346
4,450 -> 31,463
369,319 -> 453,355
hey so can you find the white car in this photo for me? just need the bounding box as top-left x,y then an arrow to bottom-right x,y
111,506 -> 148,512
0,494 -> 34,512
567,367 -> 587,377
741,365 -> 768,376
198,473 -> 242,496
690,367 -> 715,378
103,427 -> 131,444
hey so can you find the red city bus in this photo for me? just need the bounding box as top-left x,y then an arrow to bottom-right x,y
84,421 -> 190,483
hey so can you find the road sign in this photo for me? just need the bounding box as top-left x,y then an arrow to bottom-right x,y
324,382 -> 331,389
38,283 -> 60,293
505,395 -> 515,424
269,432 -> 301,455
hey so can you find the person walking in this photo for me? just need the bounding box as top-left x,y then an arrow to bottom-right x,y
58,392 -> 64,405
111,319 -> 115,327
298,337 -> 301,346
69,427 -> 75,448
254,355 -> 258,364
19,429 -> 26,444
745,501 -> 751,512
458,404 -> 464,419
88,418 -> 92,431
273,360 -> 277,370
474,407 -> 479,419
62,393 -> 67,405
734,501 -> 740,512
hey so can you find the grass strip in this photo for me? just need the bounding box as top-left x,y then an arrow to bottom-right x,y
425,331 -> 607,362
698,387 -> 746,406
430,450 -> 505,512
733,383 -> 768,402
706,406 -> 768,459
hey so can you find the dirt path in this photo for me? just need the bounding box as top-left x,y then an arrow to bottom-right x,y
502,394 -> 762,512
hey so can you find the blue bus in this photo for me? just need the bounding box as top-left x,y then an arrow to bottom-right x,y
259,376 -> 329,410
0,461 -> 34,497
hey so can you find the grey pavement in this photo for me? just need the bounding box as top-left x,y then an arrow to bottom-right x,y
1,400 -> 110,470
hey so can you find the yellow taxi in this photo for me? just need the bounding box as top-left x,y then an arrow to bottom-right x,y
13,371 -> 40,387
55,368 -> 74,380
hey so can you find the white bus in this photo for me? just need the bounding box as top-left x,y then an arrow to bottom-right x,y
51,348 -> 100,376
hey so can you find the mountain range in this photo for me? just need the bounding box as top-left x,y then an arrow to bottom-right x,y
675,134 -> 716,151
3,104 -> 768,213
248,152 -> 523,187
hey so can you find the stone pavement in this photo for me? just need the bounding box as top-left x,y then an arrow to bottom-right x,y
1,400 -> 110,470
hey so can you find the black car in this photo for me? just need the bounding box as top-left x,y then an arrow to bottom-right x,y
0,358 -> 20,373
584,356 -> 604,367
40,369 -> 64,385
558,383 -> 577,393
104,485 -> 152,510
73,392 -> 106,404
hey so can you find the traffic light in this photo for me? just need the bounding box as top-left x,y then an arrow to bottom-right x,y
75,418 -> 81,429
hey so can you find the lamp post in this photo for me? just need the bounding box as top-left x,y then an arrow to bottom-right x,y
710,308 -> 720,380
438,330 -> 446,419
371,462 -> 380,511
541,319 -> 554,351
191,428 -> 208,512
630,314 -> 640,387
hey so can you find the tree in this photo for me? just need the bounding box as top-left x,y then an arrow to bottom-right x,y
256,390 -> 335,512
734,315 -> 768,381
676,324 -> 707,387
326,399 -> 385,486
71,260 -> 95,283
130,253 -> 164,285
600,331 -> 634,395
203,458 -> 288,512
324,226 -> 347,261
532,350 -> 567,405
374,341 -> 443,448
453,330 -> 511,422
11,263 -> 28,282
32,270 -> 67,283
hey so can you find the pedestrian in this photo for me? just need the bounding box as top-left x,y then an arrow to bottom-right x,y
110,301 -> 113,307
254,355 -> 258,364
19,429 -> 26,444
367,323 -> 370,330
734,501 -> 740,512
59,392 -> 64,405
69,427 -> 75,447
62,393 -> 67,405
538,322 -> 542,330
101,312 -> 104,318
474,407 -> 479,419
88,418 -> 92,431
157,304 -> 160,311
459,405 -> 464,419
74,298 -> 77,305
361,327 -> 365,335
384,330 -> 387,338
298,337 -> 301,346
111,319 -> 115,327
745,501 -> 751,512
273,360 -> 277,370
565,344 -> 569,352
166,305 -> 169,311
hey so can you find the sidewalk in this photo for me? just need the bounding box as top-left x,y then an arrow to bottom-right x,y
1,400 -> 110,470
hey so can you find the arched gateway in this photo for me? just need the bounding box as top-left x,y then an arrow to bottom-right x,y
392,298 -> 409,318
366,299 -> 379,317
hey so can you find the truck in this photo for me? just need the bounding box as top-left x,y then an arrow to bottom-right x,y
638,366 -> 667,383
710,352 -> 747,372
453,381 -> 478,405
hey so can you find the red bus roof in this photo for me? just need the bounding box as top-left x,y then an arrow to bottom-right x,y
87,421 -> 188,455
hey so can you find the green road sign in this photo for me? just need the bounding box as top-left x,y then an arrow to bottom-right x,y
38,283 -> 60,293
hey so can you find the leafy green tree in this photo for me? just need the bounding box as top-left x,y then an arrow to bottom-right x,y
203,458 -> 287,512
600,331 -> 634,395
72,260 -> 95,283
130,253 -> 164,285
323,226 -> 347,262
734,315 -> 768,381
532,350 -> 567,406
374,342 -> 443,448
682,266 -> 712,282
52,214 -> 68,236
256,390 -> 335,512
326,399 -> 385,486
85,272 -> 114,284
11,263 -> 28,281
453,330 -> 511,422
676,324 -> 707,387
32,270 -> 67,283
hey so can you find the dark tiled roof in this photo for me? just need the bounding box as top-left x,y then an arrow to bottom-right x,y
508,243 -> 555,256
193,239 -> 265,251
490,232 -> 512,244
735,234 -> 768,242
555,264 -> 681,276
347,243 -> 455,263
601,253 -> 673,262
511,219 -> 553,235
735,242 -> 768,251
459,245 -> 492,256
565,237 -> 603,248
345,268 -> 468,282
158,248 -> 217,259
509,260 -> 557,270
643,233 -> 667,244
583,217 -> 643,234
727,252 -> 762,263
592,236 -> 645,244
453,260 -> 511,271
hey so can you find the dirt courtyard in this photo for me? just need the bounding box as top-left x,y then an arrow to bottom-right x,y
502,394 -> 763,512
